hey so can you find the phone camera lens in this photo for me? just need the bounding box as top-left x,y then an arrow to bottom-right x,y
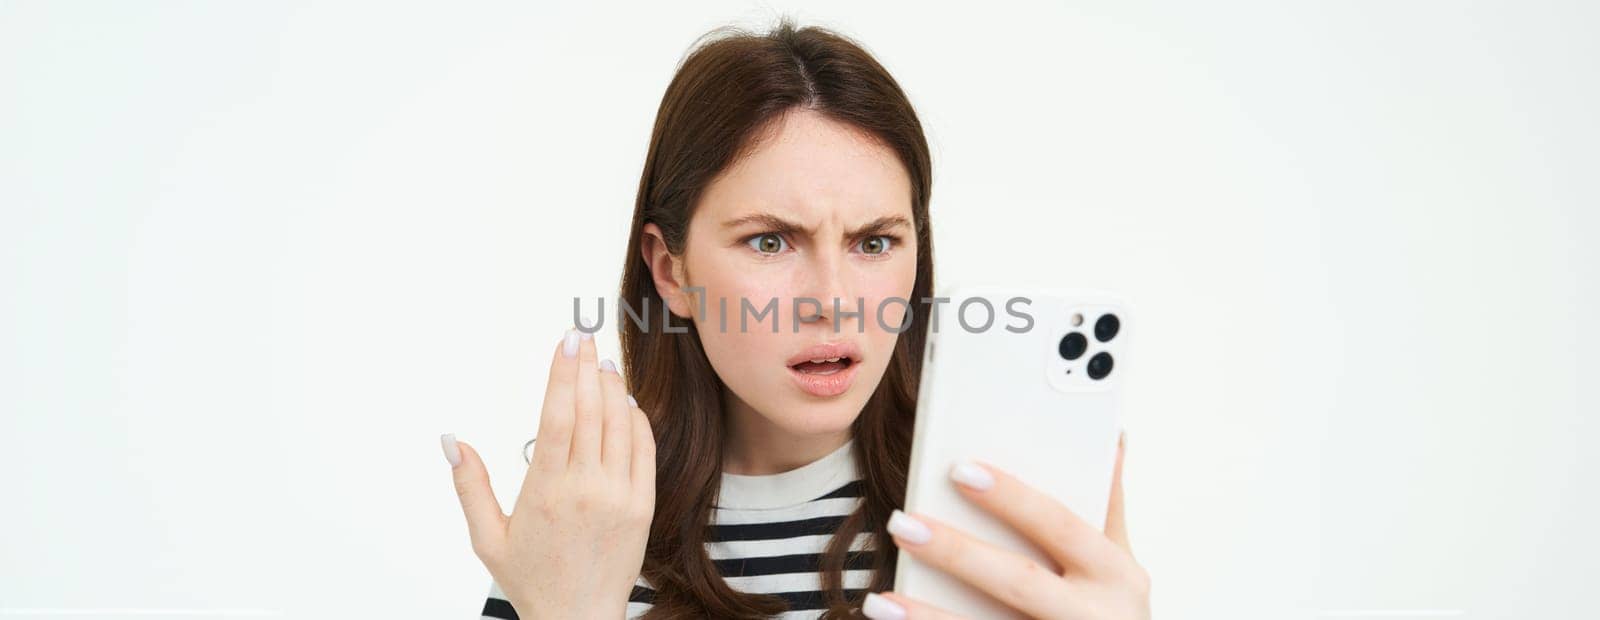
1094,314 -> 1120,342
1087,351 -> 1114,380
1058,332 -> 1088,360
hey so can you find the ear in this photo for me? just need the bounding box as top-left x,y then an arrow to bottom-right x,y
640,223 -> 695,319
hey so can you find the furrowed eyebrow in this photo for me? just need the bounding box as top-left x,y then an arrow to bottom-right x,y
721,213 -> 807,237
846,215 -> 912,238
720,213 -> 912,238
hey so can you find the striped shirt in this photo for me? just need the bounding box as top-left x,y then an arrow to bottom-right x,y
478,438 -> 874,619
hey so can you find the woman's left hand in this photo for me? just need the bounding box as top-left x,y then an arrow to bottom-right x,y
867,434 -> 1149,620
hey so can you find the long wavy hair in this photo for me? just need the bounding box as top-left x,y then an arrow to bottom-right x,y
617,18 -> 935,619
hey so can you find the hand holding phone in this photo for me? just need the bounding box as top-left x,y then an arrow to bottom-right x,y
871,287 -> 1150,620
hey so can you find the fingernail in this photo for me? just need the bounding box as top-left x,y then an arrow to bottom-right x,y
600,358 -> 617,373
440,433 -> 462,468
627,395 -> 638,407
949,459 -> 994,491
862,592 -> 906,620
578,328 -> 594,341
887,510 -> 931,545
562,329 -> 580,358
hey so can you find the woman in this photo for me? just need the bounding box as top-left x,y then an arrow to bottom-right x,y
442,19 -> 1150,619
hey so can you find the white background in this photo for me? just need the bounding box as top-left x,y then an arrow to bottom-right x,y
2,1 -> 1595,618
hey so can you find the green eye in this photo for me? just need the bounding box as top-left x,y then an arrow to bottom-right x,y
859,235 -> 893,255
747,233 -> 786,254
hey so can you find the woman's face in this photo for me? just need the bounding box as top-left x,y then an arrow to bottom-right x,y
644,108 -> 918,444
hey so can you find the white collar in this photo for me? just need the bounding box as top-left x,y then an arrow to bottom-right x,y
716,438 -> 859,510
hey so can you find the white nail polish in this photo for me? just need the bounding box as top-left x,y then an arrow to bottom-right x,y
600,359 -> 617,373
887,510 -> 931,544
578,328 -> 594,341
562,329 -> 580,358
950,459 -> 994,491
862,592 -> 906,620
440,433 -> 462,468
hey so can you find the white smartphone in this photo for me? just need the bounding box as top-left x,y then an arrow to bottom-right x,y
893,286 -> 1131,618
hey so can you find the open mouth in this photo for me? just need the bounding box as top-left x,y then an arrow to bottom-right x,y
785,341 -> 862,397
788,356 -> 856,375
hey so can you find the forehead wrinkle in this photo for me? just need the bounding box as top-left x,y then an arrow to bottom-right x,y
697,110 -> 914,239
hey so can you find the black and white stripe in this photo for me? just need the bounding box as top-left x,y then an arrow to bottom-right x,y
478,478 -> 874,619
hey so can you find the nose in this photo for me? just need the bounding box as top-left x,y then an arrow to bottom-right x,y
796,253 -> 861,331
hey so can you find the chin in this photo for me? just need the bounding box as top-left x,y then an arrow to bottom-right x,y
770,394 -> 868,435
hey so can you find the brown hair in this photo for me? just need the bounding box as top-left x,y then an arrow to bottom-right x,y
617,17 -> 935,619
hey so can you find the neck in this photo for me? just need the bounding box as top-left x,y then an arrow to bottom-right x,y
721,391 -> 852,475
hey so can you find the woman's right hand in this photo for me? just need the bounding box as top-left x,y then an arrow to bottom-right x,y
443,328 -> 657,619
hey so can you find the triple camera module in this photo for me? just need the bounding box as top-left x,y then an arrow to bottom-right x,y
1057,312 -> 1119,380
